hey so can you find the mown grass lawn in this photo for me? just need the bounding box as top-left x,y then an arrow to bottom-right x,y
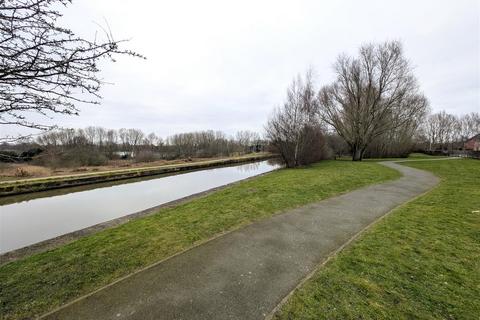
275,159 -> 480,320
0,161 -> 399,319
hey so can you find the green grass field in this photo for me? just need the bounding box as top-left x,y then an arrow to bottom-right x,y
0,161 -> 400,319
275,159 -> 480,319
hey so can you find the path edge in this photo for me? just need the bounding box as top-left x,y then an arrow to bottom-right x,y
264,161 -> 441,320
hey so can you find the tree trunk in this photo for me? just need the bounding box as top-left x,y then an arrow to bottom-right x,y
360,147 -> 366,160
352,148 -> 360,161
294,142 -> 299,167
352,145 -> 365,161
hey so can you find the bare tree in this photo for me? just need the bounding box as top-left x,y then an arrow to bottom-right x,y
459,112 -> 480,142
439,112 -> 458,150
144,132 -> 160,150
84,126 -> 97,146
125,128 -> 144,154
95,126 -> 107,147
235,130 -> 261,152
265,71 -> 328,167
318,41 -> 428,160
424,111 -> 455,151
118,128 -> 129,152
0,0 -> 143,140
105,129 -> 117,156
423,113 -> 440,151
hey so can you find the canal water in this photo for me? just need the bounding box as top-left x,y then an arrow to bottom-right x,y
0,160 -> 280,254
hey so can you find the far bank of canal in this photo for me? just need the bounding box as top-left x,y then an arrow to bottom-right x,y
0,153 -> 275,196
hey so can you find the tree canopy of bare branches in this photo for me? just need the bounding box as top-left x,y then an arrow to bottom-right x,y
318,41 -> 428,160
4,126 -> 263,167
0,0 -> 143,138
421,111 -> 480,151
266,71 -> 328,167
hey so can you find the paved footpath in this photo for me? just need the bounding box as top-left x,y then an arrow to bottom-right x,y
42,162 -> 439,320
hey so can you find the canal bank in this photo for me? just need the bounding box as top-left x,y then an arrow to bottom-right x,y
0,160 -> 281,261
0,153 -> 276,196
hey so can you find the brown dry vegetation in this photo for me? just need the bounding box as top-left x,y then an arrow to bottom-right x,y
0,157 -> 227,182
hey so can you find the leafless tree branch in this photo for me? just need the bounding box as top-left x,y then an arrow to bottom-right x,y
0,0 -> 144,141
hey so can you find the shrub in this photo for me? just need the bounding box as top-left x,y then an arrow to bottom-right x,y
33,148 -> 108,168
134,150 -> 158,163
14,167 -> 31,177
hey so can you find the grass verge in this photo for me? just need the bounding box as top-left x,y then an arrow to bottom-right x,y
336,152 -> 444,162
274,159 -> 480,319
0,161 -> 399,319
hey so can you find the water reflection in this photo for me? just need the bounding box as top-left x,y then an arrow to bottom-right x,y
235,162 -> 260,172
0,160 -> 280,254
0,172 -> 179,206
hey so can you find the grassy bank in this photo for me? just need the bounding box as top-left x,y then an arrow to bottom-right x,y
336,152 -> 445,162
275,159 -> 480,319
0,153 -> 273,196
0,161 -> 399,319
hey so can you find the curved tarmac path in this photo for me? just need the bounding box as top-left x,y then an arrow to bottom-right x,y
42,162 -> 439,320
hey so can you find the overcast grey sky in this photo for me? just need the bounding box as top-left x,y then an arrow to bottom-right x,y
4,0 -> 480,138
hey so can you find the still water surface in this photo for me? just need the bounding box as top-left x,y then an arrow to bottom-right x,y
0,160 -> 280,254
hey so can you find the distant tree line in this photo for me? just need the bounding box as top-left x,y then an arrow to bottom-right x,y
0,128 -> 264,167
418,111 -> 480,153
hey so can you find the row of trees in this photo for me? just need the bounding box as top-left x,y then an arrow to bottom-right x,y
267,41 -> 429,166
37,127 -> 157,158
167,130 -> 261,158
420,111 -> 480,152
35,127 -> 261,153
12,127 -> 263,167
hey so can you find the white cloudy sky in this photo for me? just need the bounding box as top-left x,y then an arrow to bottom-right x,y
3,0 -> 480,138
